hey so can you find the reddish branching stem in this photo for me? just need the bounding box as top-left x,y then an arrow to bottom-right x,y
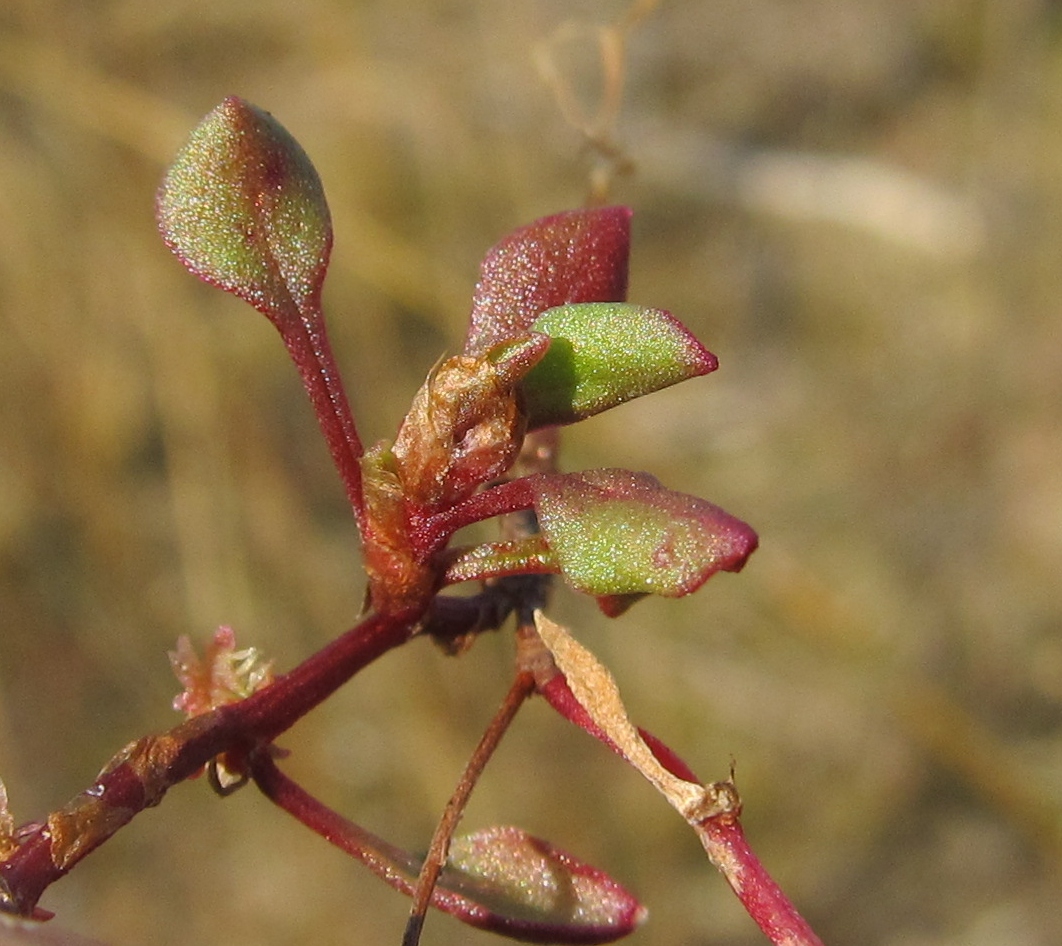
414,477 -> 537,554
250,749 -> 629,944
0,610 -> 418,916
249,752 -> 427,896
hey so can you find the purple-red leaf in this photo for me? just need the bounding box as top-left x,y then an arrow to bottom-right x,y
157,96 -> 332,327
530,469 -> 757,599
465,207 -> 631,355
521,303 -> 718,428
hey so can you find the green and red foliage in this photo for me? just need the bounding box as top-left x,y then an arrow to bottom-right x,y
0,97 -> 823,946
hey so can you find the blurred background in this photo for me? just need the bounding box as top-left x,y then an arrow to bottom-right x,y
1,1 -> 1061,944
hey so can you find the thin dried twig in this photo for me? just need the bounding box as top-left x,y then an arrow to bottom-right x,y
533,0 -> 660,203
401,670 -> 536,946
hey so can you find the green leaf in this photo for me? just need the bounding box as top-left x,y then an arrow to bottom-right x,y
157,96 -> 332,325
521,303 -> 718,428
442,825 -> 646,942
440,535 -> 555,587
531,469 -> 757,598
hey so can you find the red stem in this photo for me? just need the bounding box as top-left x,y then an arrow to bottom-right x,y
235,608 -> 419,744
696,817 -> 825,946
538,673 -> 825,946
415,477 -> 536,555
0,610 -> 418,915
279,310 -> 366,533
250,752 -> 428,893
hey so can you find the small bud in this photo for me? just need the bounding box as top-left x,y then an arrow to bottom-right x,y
392,334 -> 550,510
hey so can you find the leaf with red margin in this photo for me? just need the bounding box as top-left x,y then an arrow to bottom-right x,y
530,469 -> 757,598
521,302 -> 718,429
252,756 -> 644,944
465,207 -> 631,355
157,96 -> 332,327
442,825 -> 647,943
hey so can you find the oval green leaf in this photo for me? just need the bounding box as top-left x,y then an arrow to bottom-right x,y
261,761 -> 646,944
521,303 -> 718,428
442,825 -> 646,943
157,96 -> 332,326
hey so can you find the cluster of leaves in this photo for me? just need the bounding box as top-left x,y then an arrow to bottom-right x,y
0,97 -> 822,946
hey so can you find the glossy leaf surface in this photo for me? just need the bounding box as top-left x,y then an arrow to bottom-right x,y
465,207 -> 631,354
521,303 -> 718,428
531,469 -> 757,598
157,96 -> 332,325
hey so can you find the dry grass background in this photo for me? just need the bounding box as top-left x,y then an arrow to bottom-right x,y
1,1 -> 1061,944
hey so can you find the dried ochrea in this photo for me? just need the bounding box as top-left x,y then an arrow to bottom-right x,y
0,96 -> 822,946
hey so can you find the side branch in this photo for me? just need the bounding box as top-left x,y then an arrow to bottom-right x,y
0,610 -> 418,917
534,639 -> 825,946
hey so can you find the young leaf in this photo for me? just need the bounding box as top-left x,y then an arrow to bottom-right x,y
157,96 -> 332,326
521,303 -> 718,428
158,98 -> 369,530
442,825 -> 647,943
530,470 -> 757,599
465,207 -> 631,355
439,535 -> 556,587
